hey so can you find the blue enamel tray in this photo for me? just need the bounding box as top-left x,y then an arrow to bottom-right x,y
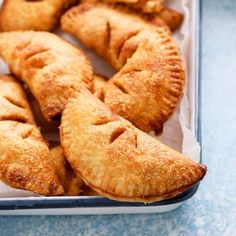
0,0 -> 203,214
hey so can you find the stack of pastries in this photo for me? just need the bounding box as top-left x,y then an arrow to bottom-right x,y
0,0 -> 206,203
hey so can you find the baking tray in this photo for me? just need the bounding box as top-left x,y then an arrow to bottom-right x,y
0,0 -> 202,214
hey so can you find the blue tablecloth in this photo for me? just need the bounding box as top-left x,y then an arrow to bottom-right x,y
0,0 -> 235,235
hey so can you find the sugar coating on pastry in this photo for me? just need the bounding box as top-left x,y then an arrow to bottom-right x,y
144,7 -> 183,31
0,75 -> 64,196
0,0 -> 77,31
0,75 -> 34,124
81,1 -> 182,31
0,31 -> 93,121
50,145 -> 83,196
60,89 -> 206,203
61,4 -> 185,133
83,0 -> 165,13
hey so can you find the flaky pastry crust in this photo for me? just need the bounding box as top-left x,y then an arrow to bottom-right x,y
0,31 -> 93,121
50,145 -> 83,196
0,75 -> 64,195
0,0 -> 77,31
61,3 -> 185,133
0,75 -> 34,124
60,90 -> 206,203
81,0 -> 182,31
82,0 -> 165,13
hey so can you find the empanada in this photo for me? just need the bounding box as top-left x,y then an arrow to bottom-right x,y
50,145 -> 82,196
61,4 -> 185,133
0,31 -> 93,121
60,89 -> 206,203
0,75 -> 64,195
0,0 -> 77,31
81,1 -> 182,31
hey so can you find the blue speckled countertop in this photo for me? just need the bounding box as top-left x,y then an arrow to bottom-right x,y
0,0 -> 236,235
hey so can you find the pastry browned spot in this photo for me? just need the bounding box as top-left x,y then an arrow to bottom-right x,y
61,3 -> 185,133
0,75 -> 64,196
144,7 -> 183,31
0,0 -> 78,31
0,31 -> 93,121
60,89 -> 206,203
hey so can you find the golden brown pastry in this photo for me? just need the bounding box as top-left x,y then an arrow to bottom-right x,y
144,7 -> 183,31
83,0 -> 164,13
29,95 -> 59,134
0,0 -> 77,31
93,74 -> 107,99
81,1 -> 182,31
61,3 -> 185,133
50,145 -> 98,196
110,0 -> 164,13
0,75 -> 64,196
0,31 -> 93,121
0,75 -> 34,124
60,89 -> 207,203
50,145 -> 82,196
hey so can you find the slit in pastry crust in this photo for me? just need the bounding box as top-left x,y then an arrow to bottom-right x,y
0,0 -> 78,31
60,90 -> 207,203
0,31 -> 93,121
61,4 -> 185,133
0,75 -> 64,196
80,1 -> 183,31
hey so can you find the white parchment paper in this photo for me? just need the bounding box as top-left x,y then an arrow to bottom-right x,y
0,0 -> 200,197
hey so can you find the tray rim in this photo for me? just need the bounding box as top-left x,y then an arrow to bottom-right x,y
0,0 -> 202,211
